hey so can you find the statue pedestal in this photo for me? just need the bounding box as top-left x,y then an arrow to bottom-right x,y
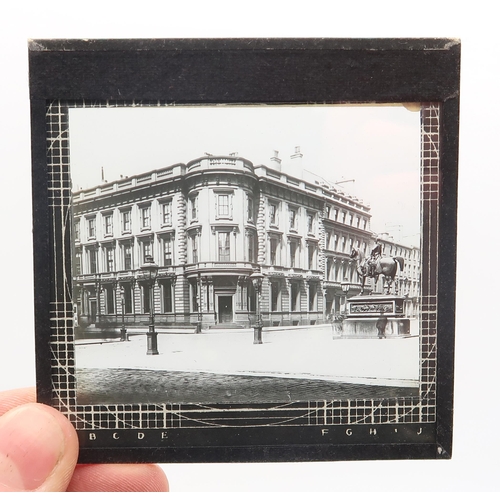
341,295 -> 410,339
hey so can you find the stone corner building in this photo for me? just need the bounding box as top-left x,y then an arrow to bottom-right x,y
72,154 -> 420,330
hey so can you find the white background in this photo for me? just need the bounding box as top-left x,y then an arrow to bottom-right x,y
0,0 -> 497,493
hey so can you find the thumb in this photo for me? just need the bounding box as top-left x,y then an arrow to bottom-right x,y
0,403 -> 79,491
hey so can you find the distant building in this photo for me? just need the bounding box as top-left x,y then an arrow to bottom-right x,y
371,233 -> 420,318
72,152 -> 419,330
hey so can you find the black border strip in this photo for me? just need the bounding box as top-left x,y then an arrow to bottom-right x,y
29,38 -> 460,102
435,97 -> 460,458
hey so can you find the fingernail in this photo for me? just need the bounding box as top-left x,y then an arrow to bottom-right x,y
0,404 -> 65,491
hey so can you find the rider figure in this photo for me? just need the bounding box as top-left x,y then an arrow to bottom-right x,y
367,239 -> 382,277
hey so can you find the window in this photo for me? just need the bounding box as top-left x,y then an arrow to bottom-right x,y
289,207 -> 297,230
122,210 -> 131,233
163,237 -> 173,266
104,214 -> 113,235
191,234 -> 199,264
123,243 -> 132,271
142,285 -> 150,314
247,283 -> 256,311
247,232 -> 255,263
334,208 -> 338,221
105,247 -> 114,272
269,202 -> 278,226
218,232 -> 230,262
247,195 -> 254,222
75,252 -> 82,275
105,286 -> 115,314
87,218 -> 96,239
218,194 -> 230,217
309,283 -> 317,311
325,231 -> 332,250
334,234 -> 338,251
290,240 -> 298,268
162,201 -> 172,226
122,284 -> 133,314
141,206 -> 151,229
190,196 -> 198,221
341,236 -> 346,252
325,205 -> 331,219
270,237 -> 279,266
326,258 -> 333,280
342,211 -> 347,224
356,216 -> 360,228
307,212 -> 314,234
88,247 -> 97,274
363,218 -> 367,230
271,281 -> 280,312
215,191 -> 233,220
291,281 -> 300,311
349,213 -> 354,226
162,282 -> 173,313
191,281 -> 199,312
237,284 -> 248,311
336,263 -> 343,282
74,220 -> 80,241
308,243 -> 316,269
142,240 -> 153,263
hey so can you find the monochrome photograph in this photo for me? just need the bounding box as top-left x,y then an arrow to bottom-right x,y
68,104 -> 422,406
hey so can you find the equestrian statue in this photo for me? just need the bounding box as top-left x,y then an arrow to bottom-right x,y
350,239 -> 405,295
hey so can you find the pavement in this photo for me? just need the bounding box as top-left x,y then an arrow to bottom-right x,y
75,325 -> 420,388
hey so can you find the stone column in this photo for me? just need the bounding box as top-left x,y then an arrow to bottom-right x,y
257,194 -> 266,265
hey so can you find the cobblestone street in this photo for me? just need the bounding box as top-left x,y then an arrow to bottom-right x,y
76,367 -> 418,405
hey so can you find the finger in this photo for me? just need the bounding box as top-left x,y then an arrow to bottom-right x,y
0,387 -> 36,416
67,464 -> 169,492
0,403 -> 79,492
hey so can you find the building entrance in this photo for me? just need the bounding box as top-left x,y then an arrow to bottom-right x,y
218,296 -> 233,323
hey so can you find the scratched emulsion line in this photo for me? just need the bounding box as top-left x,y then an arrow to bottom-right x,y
46,100 -> 439,431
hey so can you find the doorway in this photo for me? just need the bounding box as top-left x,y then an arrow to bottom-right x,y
218,295 -> 233,323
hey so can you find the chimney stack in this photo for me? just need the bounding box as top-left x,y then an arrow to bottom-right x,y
290,146 -> 304,164
270,150 -> 282,171
289,146 -> 303,174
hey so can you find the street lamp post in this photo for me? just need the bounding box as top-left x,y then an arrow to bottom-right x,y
120,285 -> 128,341
341,277 -> 350,316
323,289 -> 328,323
141,255 -> 159,355
250,270 -> 264,344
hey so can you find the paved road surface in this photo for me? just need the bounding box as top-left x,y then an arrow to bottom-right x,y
75,326 -> 420,388
76,367 -> 418,405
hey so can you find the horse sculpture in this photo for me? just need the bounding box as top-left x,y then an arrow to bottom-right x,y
350,247 -> 404,295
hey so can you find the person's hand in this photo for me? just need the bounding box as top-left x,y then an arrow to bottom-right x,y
0,388 -> 169,492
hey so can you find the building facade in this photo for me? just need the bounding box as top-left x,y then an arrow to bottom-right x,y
371,233 -> 421,317
72,154 -> 419,330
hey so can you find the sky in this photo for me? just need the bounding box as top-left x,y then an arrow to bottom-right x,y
69,104 -> 421,246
